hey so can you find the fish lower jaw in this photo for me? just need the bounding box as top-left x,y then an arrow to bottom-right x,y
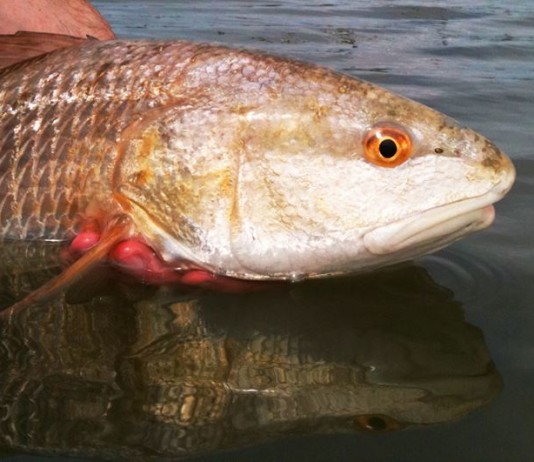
362,195 -> 498,259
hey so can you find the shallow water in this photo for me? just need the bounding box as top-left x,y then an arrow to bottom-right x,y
2,0 -> 534,461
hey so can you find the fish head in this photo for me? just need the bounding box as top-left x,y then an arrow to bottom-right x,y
115,53 -> 515,280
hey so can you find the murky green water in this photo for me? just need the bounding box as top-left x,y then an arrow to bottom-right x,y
2,1 -> 533,461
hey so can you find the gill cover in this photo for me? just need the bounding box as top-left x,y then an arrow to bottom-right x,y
113,103 -> 239,271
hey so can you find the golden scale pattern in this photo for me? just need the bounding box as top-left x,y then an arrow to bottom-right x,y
0,41 -> 203,241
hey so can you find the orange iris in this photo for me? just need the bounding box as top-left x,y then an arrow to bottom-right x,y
363,125 -> 413,167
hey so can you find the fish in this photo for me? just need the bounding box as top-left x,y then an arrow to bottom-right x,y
0,38 -> 515,313
0,265 -> 502,458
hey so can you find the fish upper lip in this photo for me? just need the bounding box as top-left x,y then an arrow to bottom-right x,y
363,183 -> 509,257
363,199 -> 492,256
362,164 -> 515,257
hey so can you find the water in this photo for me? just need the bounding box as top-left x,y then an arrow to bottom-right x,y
1,0 -> 534,460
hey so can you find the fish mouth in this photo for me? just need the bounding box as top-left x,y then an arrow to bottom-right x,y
363,155 -> 515,257
363,187 -> 511,259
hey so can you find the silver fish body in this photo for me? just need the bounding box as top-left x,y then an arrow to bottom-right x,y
0,40 -> 515,280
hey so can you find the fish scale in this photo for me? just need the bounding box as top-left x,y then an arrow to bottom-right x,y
0,41 -> 200,241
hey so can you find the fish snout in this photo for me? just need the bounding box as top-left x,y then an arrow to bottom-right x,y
480,140 -> 516,197
459,127 -> 516,197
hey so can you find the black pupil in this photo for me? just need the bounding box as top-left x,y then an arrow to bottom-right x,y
378,139 -> 398,158
367,416 -> 387,431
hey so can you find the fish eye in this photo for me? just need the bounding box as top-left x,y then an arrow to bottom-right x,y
363,124 -> 413,167
354,414 -> 403,432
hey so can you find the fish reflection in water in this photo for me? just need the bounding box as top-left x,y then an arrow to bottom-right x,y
0,257 -> 501,459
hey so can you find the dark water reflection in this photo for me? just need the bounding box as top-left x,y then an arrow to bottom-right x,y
3,0 -> 534,460
0,265 -> 500,459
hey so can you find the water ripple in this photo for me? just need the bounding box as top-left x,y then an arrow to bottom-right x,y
420,247 -> 525,310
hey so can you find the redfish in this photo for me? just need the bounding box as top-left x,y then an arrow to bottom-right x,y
0,39 -> 515,313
